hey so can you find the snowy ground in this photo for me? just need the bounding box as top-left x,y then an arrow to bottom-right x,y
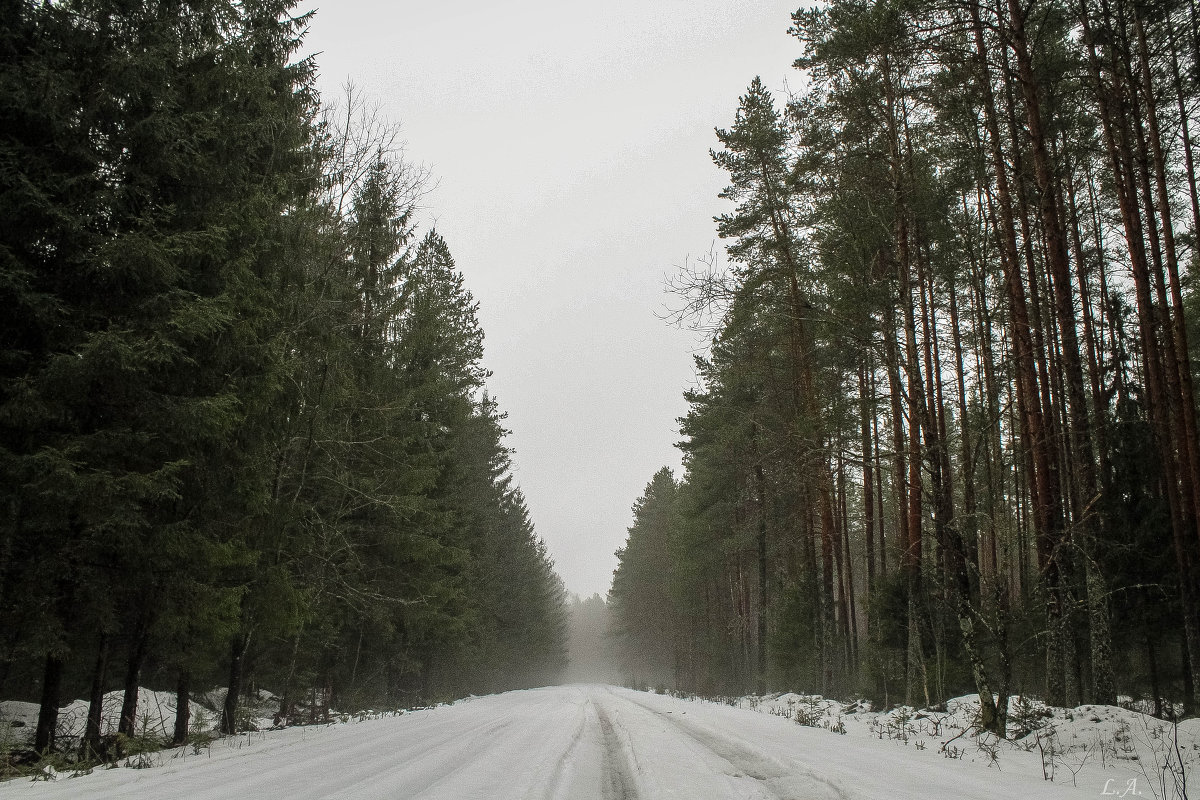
729,691 -> 1197,799
3,684 -> 1184,799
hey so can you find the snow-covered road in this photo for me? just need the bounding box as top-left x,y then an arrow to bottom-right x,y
1,685 -> 1102,799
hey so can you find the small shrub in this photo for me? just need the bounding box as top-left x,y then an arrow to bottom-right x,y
123,753 -> 156,770
1009,696 -> 1052,739
793,696 -> 826,728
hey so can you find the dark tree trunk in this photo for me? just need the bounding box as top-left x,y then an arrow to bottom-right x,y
172,670 -> 190,746
883,294 -> 909,568
841,477 -> 859,669
34,653 -> 64,754
1184,637 -> 1196,717
860,362 -> 876,597
819,474 -> 837,695
118,621 -> 150,738
753,424 -> 768,696
84,632 -> 109,758
834,459 -> 851,672
1146,636 -> 1163,719
221,630 -> 251,735
1166,18 -> 1200,241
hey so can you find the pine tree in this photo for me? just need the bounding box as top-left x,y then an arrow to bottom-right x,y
610,469 -> 682,687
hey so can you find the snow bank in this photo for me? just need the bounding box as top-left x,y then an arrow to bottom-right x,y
0,703 -> 39,731
701,689 -> 1199,798
1,690 -> 220,752
1,683 -> 368,756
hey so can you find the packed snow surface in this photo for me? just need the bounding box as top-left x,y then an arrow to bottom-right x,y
0,685 -> 1179,798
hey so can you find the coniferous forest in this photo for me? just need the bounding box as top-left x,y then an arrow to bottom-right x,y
0,1 -> 566,756
610,0 -> 1200,732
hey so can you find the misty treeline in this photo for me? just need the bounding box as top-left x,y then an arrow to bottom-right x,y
0,0 -> 566,756
610,0 -> 1200,733
564,594 -> 620,685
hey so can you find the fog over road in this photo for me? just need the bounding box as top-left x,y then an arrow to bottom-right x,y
2,685 -> 1093,799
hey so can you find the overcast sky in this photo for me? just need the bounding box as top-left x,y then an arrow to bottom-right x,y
302,1 -> 802,599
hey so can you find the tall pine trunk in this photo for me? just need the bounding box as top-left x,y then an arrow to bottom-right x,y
118,619 -> 150,738
173,670 -> 190,746
222,629 -> 251,735
83,632 -> 109,758
34,653 -> 64,754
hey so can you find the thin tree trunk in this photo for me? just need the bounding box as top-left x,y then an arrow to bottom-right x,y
819,472 -> 838,694
873,366 -> 888,580
84,632 -> 109,758
860,361 -> 876,597
834,456 -> 852,671
1166,18 -> 1200,242
1147,636 -> 1163,719
173,670 -> 190,746
753,423 -> 768,696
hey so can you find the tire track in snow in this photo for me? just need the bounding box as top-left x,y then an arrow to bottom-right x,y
327,715 -> 518,799
596,702 -> 640,800
614,691 -> 850,800
538,694 -> 591,800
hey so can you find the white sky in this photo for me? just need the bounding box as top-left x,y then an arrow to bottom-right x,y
303,1 -> 802,598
